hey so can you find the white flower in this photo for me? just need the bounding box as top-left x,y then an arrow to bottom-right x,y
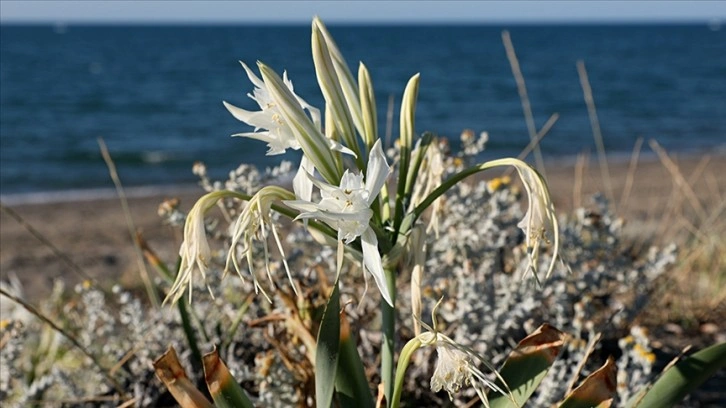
166,191 -> 230,304
511,163 -> 559,280
477,158 -> 559,281
285,139 -> 393,305
223,62 -> 321,155
429,336 -> 482,400
410,299 -> 506,404
226,186 -> 296,300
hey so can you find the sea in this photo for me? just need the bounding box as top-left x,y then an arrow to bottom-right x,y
1,23 -> 725,199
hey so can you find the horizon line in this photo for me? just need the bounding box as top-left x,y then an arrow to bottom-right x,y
1,17 -> 721,26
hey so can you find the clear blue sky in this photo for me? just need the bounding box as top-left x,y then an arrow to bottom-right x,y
1,1 -> 725,24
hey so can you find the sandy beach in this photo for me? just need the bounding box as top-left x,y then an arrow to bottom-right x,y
2,150 -> 725,302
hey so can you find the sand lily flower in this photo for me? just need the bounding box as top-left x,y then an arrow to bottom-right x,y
226,186 -> 296,301
166,191 -> 232,304
285,139 -> 393,305
223,62 -> 320,155
393,298 -> 508,406
509,161 -> 559,280
427,334 -> 492,401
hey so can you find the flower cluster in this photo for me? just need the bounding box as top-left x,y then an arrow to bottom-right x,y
163,16 -> 561,403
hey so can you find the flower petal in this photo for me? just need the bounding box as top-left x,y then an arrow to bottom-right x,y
293,155 -> 315,202
365,139 -> 391,206
361,227 -> 393,306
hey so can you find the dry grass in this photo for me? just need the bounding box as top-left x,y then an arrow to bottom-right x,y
641,145 -> 726,330
549,145 -> 726,340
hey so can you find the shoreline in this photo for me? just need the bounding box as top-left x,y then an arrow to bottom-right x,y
2,150 -> 725,301
2,147 -> 725,207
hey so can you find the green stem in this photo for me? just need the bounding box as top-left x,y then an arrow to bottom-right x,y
391,337 -> 423,408
381,267 -> 397,407
413,158 -> 521,220
178,298 -> 204,372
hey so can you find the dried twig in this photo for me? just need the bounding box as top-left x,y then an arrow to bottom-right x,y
565,332 -> 603,396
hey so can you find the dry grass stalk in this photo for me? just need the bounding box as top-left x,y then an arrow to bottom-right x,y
502,112 -> 559,179
618,137 -> 643,214
0,202 -> 98,287
577,60 -> 615,207
573,152 -> 588,210
502,30 -> 547,179
0,287 -> 128,397
648,139 -> 707,223
98,137 -> 159,307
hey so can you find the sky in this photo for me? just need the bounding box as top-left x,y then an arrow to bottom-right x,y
1,1 -> 725,24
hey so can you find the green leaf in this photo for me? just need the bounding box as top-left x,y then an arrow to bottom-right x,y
335,310 -> 375,407
316,280 -> 341,408
627,342 -> 726,408
559,357 -> 617,408
489,324 -> 565,408
203,347 -> 255,408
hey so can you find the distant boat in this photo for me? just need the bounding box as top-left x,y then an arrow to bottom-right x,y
708,19 -> 722,32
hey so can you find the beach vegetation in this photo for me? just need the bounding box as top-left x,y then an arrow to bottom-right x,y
1,17 -> 724,408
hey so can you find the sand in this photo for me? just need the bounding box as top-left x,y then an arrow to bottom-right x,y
2,150 -> 725,302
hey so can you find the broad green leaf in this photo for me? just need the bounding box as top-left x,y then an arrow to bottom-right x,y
489,324 -> 565,408
335,310 -> 375,407
316,280 -> 341,408
559,357 -> 617,408
203,347 -> 255,408
627,342 -> 726,408
153,346 -> 214,408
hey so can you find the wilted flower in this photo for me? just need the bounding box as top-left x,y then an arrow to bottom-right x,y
471,158 -> 559,281
166,191 -> 231,304
396,298 -> 507,405
285,140 -> 392,305
510,162 -> 559,280
428,335 -> 487,400
226,186 -> 296,300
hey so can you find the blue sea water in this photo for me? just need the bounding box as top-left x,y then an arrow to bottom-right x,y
1,23 -> 725,195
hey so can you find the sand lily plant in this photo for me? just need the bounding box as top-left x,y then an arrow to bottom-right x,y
155,17 -> 725,408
